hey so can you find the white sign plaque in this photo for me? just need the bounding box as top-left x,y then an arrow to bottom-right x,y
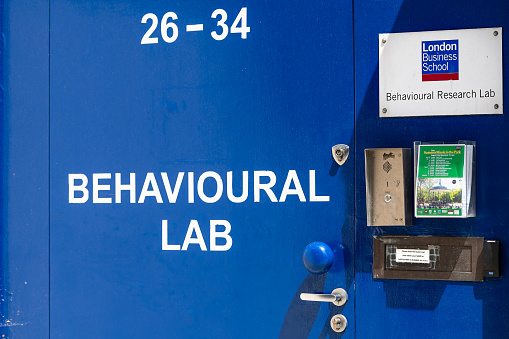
379,27 -> 503,117
395,249 -> 430,264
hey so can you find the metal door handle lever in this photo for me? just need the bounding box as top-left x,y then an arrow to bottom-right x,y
300,288 -> 348,306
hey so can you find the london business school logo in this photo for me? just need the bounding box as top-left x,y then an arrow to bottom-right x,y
422,39 -> 459,81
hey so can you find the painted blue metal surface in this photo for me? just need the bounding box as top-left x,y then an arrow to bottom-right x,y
1,0 -> 508,338
1,1 -> 50,338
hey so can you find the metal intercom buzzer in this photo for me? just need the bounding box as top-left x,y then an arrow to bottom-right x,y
365,148 -> 412,226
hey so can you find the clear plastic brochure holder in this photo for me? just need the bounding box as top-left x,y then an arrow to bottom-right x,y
414,141 -> 476,218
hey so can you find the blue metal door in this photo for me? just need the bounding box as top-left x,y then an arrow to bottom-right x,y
47,0 -> 355,338
2,0 -> 509,338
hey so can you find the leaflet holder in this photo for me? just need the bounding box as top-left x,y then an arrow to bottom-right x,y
414,141 -> 476,218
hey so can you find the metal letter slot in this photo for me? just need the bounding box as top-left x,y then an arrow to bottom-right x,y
373,236 -> 501,282
300,288 -> 348,306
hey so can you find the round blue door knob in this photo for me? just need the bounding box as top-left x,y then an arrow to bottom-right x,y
302,242 -> 334,274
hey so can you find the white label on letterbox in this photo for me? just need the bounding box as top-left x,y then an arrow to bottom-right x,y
395,249 -> 430,263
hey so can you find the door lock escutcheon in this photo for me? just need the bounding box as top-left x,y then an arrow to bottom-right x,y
330,314 -> 348,333
300,288 -> 348,307
332,144 -> 350,166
